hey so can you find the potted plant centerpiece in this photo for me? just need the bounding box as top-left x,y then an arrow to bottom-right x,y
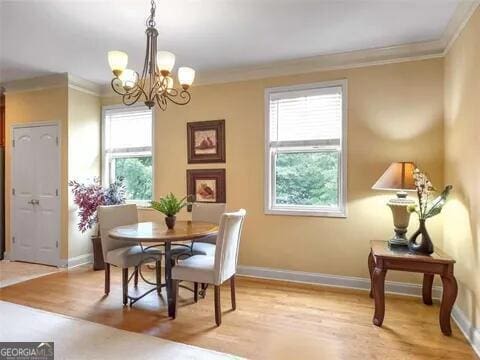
69,177 -> 126,270
151,193 -> 187,229
407,169 -> 452,254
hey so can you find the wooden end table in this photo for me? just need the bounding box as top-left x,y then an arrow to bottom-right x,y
368,240 -> 457,335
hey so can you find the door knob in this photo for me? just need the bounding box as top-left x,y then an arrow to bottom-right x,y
28,199 -> 40,205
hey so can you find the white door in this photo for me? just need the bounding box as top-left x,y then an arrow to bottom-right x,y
12,124 -> 60,266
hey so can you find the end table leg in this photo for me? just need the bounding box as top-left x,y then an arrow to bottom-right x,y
422,274 -> 434,305
372,266 -> 387,327
368,251 -> 375,298
440,273 -> 458,335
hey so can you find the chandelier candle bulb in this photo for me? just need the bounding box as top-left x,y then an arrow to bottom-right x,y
108,51 -> 128,77
178,67 -> 195,88
119,69 -> 138,90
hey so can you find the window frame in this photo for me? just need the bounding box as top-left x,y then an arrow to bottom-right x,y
101,104 -> 155,207
264,80 -> 348,218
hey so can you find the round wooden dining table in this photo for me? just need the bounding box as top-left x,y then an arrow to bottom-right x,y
108,220 -> 218,317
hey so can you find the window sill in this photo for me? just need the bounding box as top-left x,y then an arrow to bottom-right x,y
265,208 -> 347,218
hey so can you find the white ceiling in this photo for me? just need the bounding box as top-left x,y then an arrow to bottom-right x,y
0,0 -> 473,86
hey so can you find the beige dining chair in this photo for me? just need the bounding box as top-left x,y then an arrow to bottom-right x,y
171,209 -> 246,326
190,202 -> 226,256
171,203 -> 226,258
98,204 -> 162,305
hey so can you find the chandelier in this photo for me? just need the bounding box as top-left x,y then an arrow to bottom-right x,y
107,0 -> 195,110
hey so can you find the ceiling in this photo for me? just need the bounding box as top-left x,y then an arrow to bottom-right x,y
0,0 -> 475,87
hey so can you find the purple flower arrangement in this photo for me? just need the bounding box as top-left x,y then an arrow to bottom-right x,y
69,177 -> 126,233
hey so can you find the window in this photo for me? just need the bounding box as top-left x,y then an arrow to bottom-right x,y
102,105 -> 153,205
265,80 -> 347,217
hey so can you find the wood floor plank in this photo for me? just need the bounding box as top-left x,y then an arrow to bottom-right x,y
0,265 -> 476,359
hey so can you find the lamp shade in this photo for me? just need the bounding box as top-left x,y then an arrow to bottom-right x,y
108,51 -> 128,74
178,67 -> 195,87
156,51 -> 176,73
372,162 -> 416,191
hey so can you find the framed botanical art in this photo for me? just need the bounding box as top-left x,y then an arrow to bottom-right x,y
187,169 -> 226,203
187,120 -> 225,163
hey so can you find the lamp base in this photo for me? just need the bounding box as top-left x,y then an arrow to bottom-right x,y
388,229 -> 409,247
386,194 -> 415,248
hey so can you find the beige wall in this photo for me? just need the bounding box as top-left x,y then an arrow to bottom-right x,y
444,8 -> 480,330
67,88 -> 101,259
5,86 -> 69,259
103,58 -> 445,283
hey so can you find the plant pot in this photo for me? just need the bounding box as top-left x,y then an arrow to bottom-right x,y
165,216 -> 176,230
91,235 -> 105,271
408,219 -> 434,254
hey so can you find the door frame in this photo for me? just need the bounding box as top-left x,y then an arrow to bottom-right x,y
10,121 -> 62,266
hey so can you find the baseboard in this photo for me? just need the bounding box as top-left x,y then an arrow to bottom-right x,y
237,265 -> 443,299
66,253 -> 93,268
452,305 -> 480,357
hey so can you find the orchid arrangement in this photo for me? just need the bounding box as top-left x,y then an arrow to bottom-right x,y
407,169 -> 452,220
69,177 -> 126,232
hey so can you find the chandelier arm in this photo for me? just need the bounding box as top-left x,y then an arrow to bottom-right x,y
163,89 -> 191,106
155,93 -> 168,111
122,85 -> 145,106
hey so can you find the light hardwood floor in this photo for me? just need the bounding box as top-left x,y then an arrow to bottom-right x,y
0,265 -> 476,359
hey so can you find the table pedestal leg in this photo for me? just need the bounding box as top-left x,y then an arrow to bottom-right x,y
372,266 -> 387,326
422,274 -> 434,305
164,242 -> 175,318
440,272 -> 458,335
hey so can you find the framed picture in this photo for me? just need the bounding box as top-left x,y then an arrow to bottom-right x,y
187,169 -> 226,203
187,120 -> 225,163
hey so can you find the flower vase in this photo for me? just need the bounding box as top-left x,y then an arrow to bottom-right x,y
408,219 -> 434,254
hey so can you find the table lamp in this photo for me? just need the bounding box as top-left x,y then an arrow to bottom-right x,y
372,162 -> 416,247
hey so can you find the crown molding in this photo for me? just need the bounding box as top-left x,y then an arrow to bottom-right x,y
0,72 -> 102,97
443,0 -> 480,55
67,74 -> 102,96
0,73 -> 68,94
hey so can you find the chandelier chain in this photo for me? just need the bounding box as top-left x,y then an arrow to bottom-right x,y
147,0 -> 156,27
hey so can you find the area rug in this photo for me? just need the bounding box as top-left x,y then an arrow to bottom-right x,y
0,301 -> 241,359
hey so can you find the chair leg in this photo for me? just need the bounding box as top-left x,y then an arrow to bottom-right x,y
172,279 -> 179,319
214,285 -> 221,326
134,266 -> 139,287
156,260 -> 162,295
194,282 -> 198,303
104,263 -> 110,295
230,275 -> 236,310
122,268 -> 128,306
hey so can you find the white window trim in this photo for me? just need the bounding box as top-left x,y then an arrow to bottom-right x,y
264,79 -> 348,218
101,104 -> 155,207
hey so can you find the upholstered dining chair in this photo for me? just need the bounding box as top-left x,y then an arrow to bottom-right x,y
98,204 -> 162,305
171,209 -> 246,326
171,203 -> 226,259
190,203 -> 226,256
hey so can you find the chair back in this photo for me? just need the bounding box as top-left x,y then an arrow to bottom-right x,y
192,203 -> 226,244
192,203 -> 226,224
98,204 -> 138,260
214,209 -> 246,284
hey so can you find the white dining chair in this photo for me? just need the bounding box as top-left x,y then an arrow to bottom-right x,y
171,203 -> 226,258
98,204 -> 162,305
190,202 -> 226,256
171,209 -> 246,326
